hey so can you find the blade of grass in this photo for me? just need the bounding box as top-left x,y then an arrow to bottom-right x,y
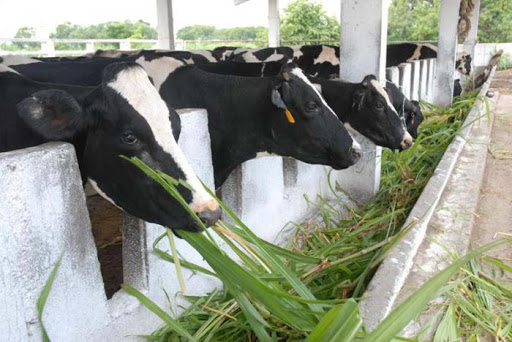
37,254 -> 63,342
121,284 -> 197,341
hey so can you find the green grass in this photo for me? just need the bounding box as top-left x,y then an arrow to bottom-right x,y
114,91 -> 512,341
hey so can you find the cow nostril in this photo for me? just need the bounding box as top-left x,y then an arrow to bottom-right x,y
401,138 -> 413,150
197,206 -> 222,227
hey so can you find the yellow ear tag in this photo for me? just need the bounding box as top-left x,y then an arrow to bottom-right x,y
285,108 -> 295,124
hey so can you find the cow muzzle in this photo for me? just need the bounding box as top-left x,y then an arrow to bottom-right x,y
194,199 -> 222,227
400,132 -> 414,151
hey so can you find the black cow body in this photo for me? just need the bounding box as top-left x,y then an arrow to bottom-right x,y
0,63 -> 220,232
154,63 -> 361,187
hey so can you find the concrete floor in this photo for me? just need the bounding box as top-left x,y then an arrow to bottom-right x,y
470,69 -> 512,263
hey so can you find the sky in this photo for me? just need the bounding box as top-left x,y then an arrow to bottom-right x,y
0,0 -> 341,38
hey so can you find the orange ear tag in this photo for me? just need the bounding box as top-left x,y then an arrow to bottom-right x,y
285,108 -> 295,124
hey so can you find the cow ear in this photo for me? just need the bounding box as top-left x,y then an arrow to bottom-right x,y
17,89 -> 90,140
353,91 -> 365,111
271,87 -> 287,109
361,74 -> 377,87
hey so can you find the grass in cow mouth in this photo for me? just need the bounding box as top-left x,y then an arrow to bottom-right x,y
37,91 -> 510,341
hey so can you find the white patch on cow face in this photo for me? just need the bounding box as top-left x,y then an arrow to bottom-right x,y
0,55 -> 40,66
107,66 -> 216,213
290,68 -> 338,119
191,50 -> 217,63
88,178 -> 122,209
370,79 -> 399,116
135,56 -> 184,91
292,46 -> 304,59
313,46 -> 339,65
343,123 -> 363,152
406,44 -> 422,62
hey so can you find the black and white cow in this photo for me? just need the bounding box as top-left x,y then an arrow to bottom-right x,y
0,63 -> 220,232
6,57 -> 362,188
228,44 -> 472,77
134,58 -> 362,187
384,81 -> 424,139
194,61 -> 414,150
386,43 -> 472,75
230,45 -> 340,78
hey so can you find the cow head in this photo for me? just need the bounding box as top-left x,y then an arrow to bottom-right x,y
456,52 -> 472,75
17,62 -> 220,232
348,75 -> 413,151
269,63 -> 361,169
385,81 -> 424,139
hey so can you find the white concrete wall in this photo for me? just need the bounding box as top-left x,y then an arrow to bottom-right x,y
0,109 -> 216,342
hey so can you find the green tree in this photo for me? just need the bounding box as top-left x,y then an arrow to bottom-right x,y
388,0 -> 512,43
50,20 -> 157,50
177,25 -> 216,40
478,0 -> 512,43
280,0 -> 340,44
13,26 -> 40,50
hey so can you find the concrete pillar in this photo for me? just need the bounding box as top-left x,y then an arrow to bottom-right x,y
399,63 -> 412,99
268,0 -> 280,47
156,0 -> 175,50
434,0 -> 461,107
386,67 -> 399,86
427,58 -> 436,102
338,0 -> 389,203
463,0 -> 480,61
0,143 -> 108,342
410,60 -> 421,101
419,59 -> 428,100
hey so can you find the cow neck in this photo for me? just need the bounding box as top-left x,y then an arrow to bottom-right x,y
310,77 -> 356,123
159,66 -> 278,187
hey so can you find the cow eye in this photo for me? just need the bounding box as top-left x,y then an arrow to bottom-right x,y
375,102 -> 385,110
122,131 -> 138,144
305,101 -> 318,112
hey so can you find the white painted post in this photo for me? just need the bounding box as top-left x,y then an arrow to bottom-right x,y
419,59 -> 428,100
41,39 -> 55,57
120,40 -> 131,50
463,0 -> 480,61
386,67 -> 399,86
410,60 -> 421,101
85,41 -> 95,53
268,0 -> 280,47
433,0 -> 462,107
399,63 -> 412,99
338,0 -> 389,203
427,58 -> 436,102
156,0 -> 175,50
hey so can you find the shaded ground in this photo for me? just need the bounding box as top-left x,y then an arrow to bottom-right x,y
86,195 -> 124,298
470,69 -> 512,266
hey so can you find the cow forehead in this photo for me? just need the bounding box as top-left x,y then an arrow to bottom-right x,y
135,56 -> 184,91
107,66 -> 213,208
289,68 -> 338,119
369,79 -> 398,116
